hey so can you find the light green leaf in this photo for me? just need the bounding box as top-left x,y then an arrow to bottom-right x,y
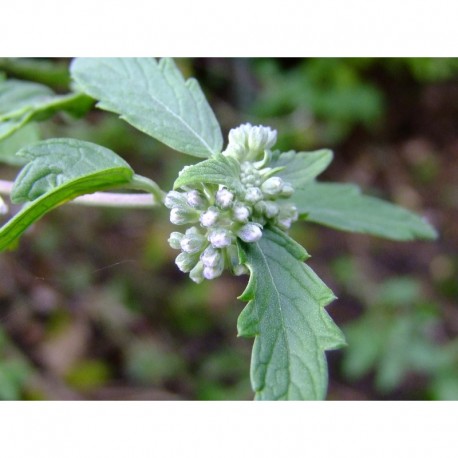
0,138 -> 134,251
292,182 -> 438,241
271,149 -> 333,188
237,226 -> 345,400
70,58 -> 223,158
173,155 -> 243,194
0,79 -> 93,141
0,123 -> 40,166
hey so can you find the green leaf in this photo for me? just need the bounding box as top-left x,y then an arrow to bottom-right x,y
0,123 -> 40,166
70,58 -> 223,158
173,155 -> 243,194
271,149 -> 333,188
292,182 -> 438,241
0,138 -> 134,251
0,78 -> 93,141
237,226 -> 345,400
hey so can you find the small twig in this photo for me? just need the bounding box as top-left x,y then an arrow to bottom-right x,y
0,179 -> 158,209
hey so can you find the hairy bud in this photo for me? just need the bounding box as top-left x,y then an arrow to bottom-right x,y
237,222 -> 263,243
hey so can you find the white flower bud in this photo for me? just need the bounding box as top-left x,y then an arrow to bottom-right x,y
256,201 -> 279,218
168,231 -> 184,250
186,190 -> 206,209
215,188 -> 234,209
201,245 -> 223,268
203,263 -> 224,280
280,182 -> 294,197
199,206 -> 219,227
175,252 -> 199,273
208,228 -> 233,248
237,223 -> 263,243
276,217 -> 293,230
232,202 -> 251,223
261,176 -> 284,196
190,261 -> 205,284
247,125 -> 277,154
164,190 -> 187,209
244,187 -> 263,203
233,264 -> 249,276
170,207 -> 198,225
180,230 -> 206,253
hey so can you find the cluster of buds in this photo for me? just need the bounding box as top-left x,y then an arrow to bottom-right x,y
166,123 -> 298,283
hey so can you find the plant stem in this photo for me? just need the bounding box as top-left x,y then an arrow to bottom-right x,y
0,179 -> 159,209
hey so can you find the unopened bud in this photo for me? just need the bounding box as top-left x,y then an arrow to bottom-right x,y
201,245 -> 223,268
280,182 -> 294,197
261,176 -> 284,196
168,231 -> 184,250
232,202 -> 251,223
175,252 -> 199,273
244,187 -> 263,203
237,223 -> 263,243
233,264 -> 249,276
256,201 -> 279,218
203,263 -> 224,280
199,206 -> 219,227
180,229 -> 206,253
215,188 -> 234,209
170,207 -> 199,225
164,190 -> 187,209
208,228 -> 233,248
186,190 -> 206,209
190,261 -> 205,284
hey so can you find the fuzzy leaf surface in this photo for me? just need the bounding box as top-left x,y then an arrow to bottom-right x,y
71,58 -> 223,158
238,226 -> 345,400
271,149 -> 333,188
292,182 -> 437,241
173,155 -> 243,194
0,79 -> 93,141
0,139 -> 133,250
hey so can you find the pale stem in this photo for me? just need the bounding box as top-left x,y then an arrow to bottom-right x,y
0,179 -> 159,209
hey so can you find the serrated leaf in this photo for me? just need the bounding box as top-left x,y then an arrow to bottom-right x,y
173,155 -> 243,194
237,226 -> 345,400
70,58 -> 223,158
292,182 -> 438,241
0,139 -> 134,251
271,149 -> 333,188
0,79 -> 93,141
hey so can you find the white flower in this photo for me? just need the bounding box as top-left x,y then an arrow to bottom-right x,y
164,190 -> 186,209
237,223 -> 263,243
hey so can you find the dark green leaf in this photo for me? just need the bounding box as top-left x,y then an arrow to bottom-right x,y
271,149 -> 333,188
238,226 -> 345,400
0,79 -> 93,141
0,139 -> 134,250
71,58 -> 223,158
292,182 -> 437,240
173,155 -> 243,194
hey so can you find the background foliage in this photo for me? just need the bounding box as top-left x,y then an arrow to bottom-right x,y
0,58 -> 456,400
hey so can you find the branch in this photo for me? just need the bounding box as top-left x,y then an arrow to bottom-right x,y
0,179 -> 157,209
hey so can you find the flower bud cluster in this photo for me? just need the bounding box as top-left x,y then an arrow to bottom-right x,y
167,123 -> 298,283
